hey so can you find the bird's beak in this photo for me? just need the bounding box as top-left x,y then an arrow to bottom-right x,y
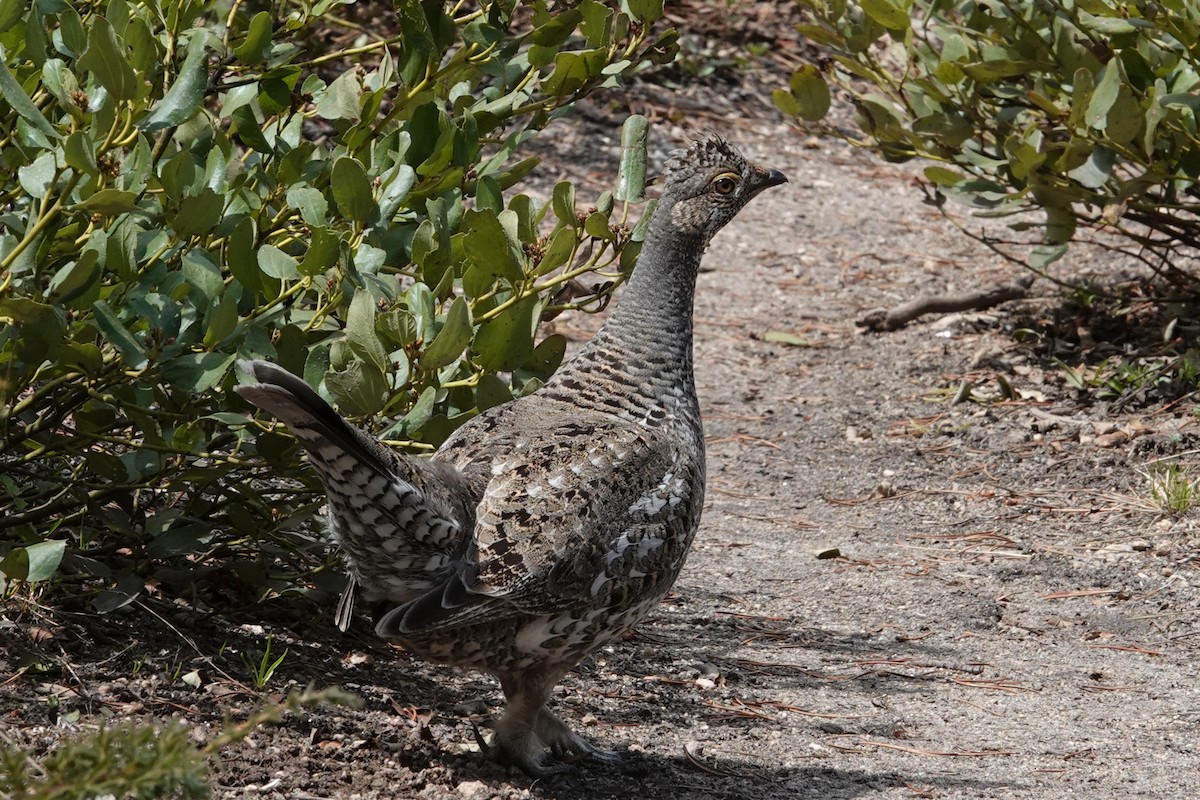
763,168 -> 788,188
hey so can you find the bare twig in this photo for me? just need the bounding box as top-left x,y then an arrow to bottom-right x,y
858,276 -> 1035,331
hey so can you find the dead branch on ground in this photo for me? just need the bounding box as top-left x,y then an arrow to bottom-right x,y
858,277 -> 1035,332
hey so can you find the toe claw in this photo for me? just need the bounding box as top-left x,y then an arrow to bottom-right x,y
471,722 -> 492,753
586,746 -> 625,766
520,754 -> 575,777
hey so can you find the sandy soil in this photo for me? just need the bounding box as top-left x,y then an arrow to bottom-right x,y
5,113 -> 1199,799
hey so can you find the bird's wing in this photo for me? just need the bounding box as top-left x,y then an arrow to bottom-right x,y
376,415 -> 703,636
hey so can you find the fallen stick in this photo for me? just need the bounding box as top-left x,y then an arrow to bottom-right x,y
858,277 -> 1035,331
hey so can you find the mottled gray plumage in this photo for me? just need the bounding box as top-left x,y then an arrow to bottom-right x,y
235,133 -> 786,774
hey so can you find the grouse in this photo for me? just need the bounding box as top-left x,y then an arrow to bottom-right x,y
235,133 -> 786,775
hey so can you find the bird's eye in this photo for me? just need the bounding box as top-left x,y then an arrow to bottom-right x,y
712,175 -> 738,195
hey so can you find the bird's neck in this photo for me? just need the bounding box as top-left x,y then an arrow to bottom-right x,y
547,206 -> 708,411
603,219 -> 706,358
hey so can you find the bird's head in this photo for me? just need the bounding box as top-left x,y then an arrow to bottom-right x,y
659,133 -> 788,242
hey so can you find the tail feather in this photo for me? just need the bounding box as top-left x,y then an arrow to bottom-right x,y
234,359 -> 469,610
235,360 -> 396,480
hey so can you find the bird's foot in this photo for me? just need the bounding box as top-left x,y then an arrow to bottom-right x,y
479,711 -> 622,777
536,709 -> 624,766
481,726 -> 573,778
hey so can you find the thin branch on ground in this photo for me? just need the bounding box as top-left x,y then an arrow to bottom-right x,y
858,277 -> 1035,331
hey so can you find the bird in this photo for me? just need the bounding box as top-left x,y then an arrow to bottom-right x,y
235,133 -> 787,775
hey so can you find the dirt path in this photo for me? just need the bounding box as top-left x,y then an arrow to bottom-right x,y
665,123 -> 1199,800
6,120 -> 1197,800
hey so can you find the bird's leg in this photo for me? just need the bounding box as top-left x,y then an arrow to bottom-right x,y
489,671 -> 623,774
492,672 -> 567,777
535,707 -> 623,765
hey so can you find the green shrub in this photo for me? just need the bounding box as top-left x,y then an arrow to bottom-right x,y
780,0 -> 1200,283
0,0 -> 676,601
0,720 -> 207,800
0,687 -> 356,798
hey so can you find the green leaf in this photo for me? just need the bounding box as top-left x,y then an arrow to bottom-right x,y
315,69 -> 363,122
402,384 -> 437,435
160,150 -> 198,203
537,226 -> 576,276
1105,86 -> 1142,144
64,131 -> 99,175
182,248 -> 225,303
91,571 -> 144,613
286,186 -> 329,226
407,281 -> 437,342
42,58 -> 82,117
377,163 -> 416,221
553,181 -> 577,225
772,87 -> 800,118
234,10 -> 273,64
543,49 -> 608,96
760,330 -> 814,347
616,114 -> 648,202
173,188 -> 224,237
257,66 -> 301,114
923,166 -> 964,186
227,217 -> 262,292
125,15 -> 157,76
519,333 -> 566,381
1078,10 -> 1137,36
1087,61 -> 1121,129
475,372 -> 512,411
0,540 -> 66,582
325,360 -> 389,417
299,227 -> 340,276
140,38 -> 208,132
231,106 -> 271,153
463,209 -> 524,283
421,296 -> 472,369
476,176 -> 503,214
475,295 -> 537,371
204,292 -> 240,347
48,250 -> 101,304
625,0 -> 663,23
630,199 -> 655,241
531,9 -> 582,46
93,300 -> 147,369
1067,146 -> 1114,188
396,0 -> 437,87
584,210 -> 612,240
161,352 -> 235,392
24,539 -> 67,581
0,46 -> 59,139
1045,205 -> 1076,246
0,0 -> 23,33
859,0 -> 911,31
961,60 -> 1037,81
913,113 -> 973,147
578,0 -> 613,46
331,157 -> 376,224
347,288 -> 388,371
1030,243 -> 1067,270
788,65 -> 831,121
0,298 -> 65,362
77,16 -> 141,101
1068,67 -> 1095,130
355,243 -> 386,277
258,244 -> 301,279
18,152 -> 56,200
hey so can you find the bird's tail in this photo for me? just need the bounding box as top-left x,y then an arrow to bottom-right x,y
235,360 -> 396,478
235,360 -> 466,618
